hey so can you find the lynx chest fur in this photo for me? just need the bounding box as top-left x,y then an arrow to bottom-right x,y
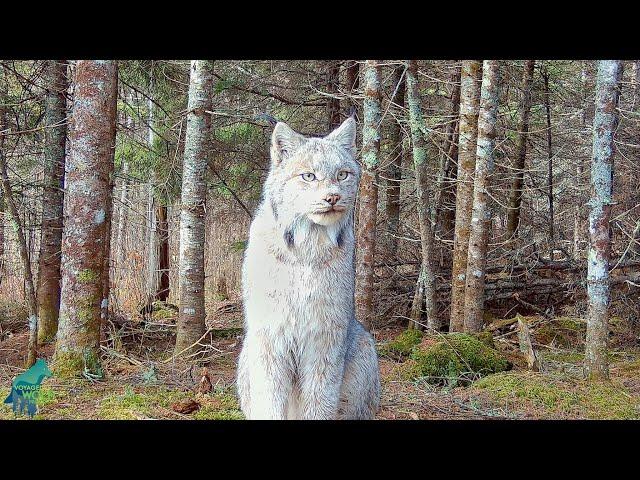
237,117 -> 380,420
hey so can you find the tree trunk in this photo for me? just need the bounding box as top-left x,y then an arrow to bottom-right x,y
463,60 -> 501,333
505,59 -> 535,239
101,171 -> 114,330
53,60 -> 118,378
156,204 -> 169,301
406,60 -> 438,331
632,60 -> 640,110
115,160 -> 129,267
175,60 -> 214,356
385,64 -> 405,259
1,66 -> 39,367
345,61 -> 360,111
326,61 -> 341,130
145,68 -> 170,305
36,60 -> 68,344
543,67 -> 554,245
449,60 -> 482,332
146,68 -> 160,304
434,62 -> 462,242
355,60 -> 381,331
575,63 -> 589,257
585,60 -> 622,380
0,190 -> 4,277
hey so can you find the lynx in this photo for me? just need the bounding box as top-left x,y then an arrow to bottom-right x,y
237,117 -> 380,420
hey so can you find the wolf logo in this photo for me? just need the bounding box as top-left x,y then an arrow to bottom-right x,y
3,358 -> 53,417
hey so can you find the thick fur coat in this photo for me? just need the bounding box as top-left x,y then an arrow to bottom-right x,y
237,117 -> 380,419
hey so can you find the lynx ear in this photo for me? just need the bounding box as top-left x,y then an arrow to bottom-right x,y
326,116 -> 356,155
271,122 -> 305,165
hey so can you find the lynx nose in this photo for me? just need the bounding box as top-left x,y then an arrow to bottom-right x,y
325,194 -> 341,206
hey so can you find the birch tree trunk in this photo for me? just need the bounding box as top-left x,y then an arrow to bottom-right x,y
406,60 -> 438,331
385,64 -> 405,259
449,60 -> 482,332
175,60 -> 214,355
505,59 -> 535,239
1,66 -> 39,367
355,60 -> 381,331
53,60 -> 118,377
36,60 -> 68,344
463,60 -> 501,333
585,60 -> 622,380
146,68 -> 160,304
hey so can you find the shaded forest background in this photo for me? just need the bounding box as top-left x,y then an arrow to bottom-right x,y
1,60 -> 640,420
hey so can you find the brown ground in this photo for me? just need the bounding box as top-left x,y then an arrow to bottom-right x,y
2,301 -> 639,420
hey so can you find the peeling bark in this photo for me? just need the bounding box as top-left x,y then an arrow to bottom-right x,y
449,61 -> 482,332
505,60 -> 535,239
355,60 -> 381,331
585,60 -> 622,380
175,60 -> 214,355
36,60 -> 68,344
463,60 -> 501,333
406,60 -> 438,331
54,60 -> 118,377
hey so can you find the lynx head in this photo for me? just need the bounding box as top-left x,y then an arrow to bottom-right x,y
265,117 -> 359,233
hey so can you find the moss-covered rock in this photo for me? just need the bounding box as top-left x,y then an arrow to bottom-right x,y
406,333 -> 510,386
535,317 -> 586,348
150,301 -> 179,321
378,329 -> 423,358
473,371 -> 640,419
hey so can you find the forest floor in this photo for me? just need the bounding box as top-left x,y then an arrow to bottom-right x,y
1,299 -> 640,420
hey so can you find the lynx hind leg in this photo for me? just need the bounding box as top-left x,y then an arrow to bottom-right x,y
236,342 -> 250,418
338,323 -> 381,420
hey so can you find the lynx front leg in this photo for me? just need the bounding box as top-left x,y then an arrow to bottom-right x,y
298,337 -> 346,420
243,331 -> 293,420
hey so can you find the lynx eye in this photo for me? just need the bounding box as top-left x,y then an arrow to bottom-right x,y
337,171 -> 349,181
301,172 -> 316,182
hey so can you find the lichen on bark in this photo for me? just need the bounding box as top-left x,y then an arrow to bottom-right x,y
585,60 -> 623,380
463,60 -> 501,333
53,60 -> 118,378
175,60 -> 214,355
449,61 -> 482,332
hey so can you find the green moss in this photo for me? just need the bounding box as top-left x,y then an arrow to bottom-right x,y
541,351 -> 585,364
535,317 -> 586,348
98,386 -> 189,419
210,327 -> 244,339
407,333 -> 510,386
474,372 -> 640,419
150,301 -> 178,320
78,269 -> 99,283
475,331 -> 495,348
379,329 -> 424,358
52,348 -> 103,379
97,386 -> 244,420
192,391 -> 244,420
